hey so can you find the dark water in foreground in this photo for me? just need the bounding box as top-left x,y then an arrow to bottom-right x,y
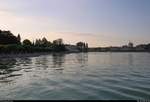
0,52 -> 150,100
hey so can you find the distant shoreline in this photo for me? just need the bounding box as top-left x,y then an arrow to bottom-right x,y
88,51 -> 150,52
0,51 -> 149,58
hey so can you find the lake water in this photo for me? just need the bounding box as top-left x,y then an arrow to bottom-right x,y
0,52 -> 150,100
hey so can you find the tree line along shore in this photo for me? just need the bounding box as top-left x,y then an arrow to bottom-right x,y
0,29 -> 88,54
0,29 -> 150,54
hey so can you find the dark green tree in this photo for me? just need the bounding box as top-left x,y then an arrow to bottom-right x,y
0,30 -> 21,44
76,42 -> 88,52
17,34 -> 21,42
23,39 -> 32,46
52,39 -> 66,52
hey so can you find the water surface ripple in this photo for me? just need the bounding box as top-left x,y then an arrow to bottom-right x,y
0,52 -> 150,100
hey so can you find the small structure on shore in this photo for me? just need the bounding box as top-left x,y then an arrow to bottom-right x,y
76,42 -> 88,52
65,45 -> 79,52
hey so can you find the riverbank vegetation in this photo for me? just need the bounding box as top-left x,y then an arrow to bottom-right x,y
0,29 -> 150,54
0,30 -> 66,54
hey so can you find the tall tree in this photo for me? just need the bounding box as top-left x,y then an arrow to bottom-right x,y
17,34 -> 21,42
23,39 -> 32,46
0,30 -> 20,44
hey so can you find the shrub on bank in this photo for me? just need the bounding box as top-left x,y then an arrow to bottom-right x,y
0,44 -> 63,54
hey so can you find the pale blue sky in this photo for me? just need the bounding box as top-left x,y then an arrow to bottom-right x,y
0,0 -> 150,47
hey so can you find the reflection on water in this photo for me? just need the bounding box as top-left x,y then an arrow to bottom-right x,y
0,52 -> 150,100
35,55 -> 49,69
128,53 -> 133,66
18,57 -> 32,65
76,53 -> 88,67
0,58 -> 17,76
52,53 -> 65,68
0,58 -> 17,70
107,53 -> 134,66
0,58 -> 21,83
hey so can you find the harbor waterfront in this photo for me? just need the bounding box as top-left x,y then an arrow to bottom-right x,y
1,0 -> 150,100
0,52 -> 150,100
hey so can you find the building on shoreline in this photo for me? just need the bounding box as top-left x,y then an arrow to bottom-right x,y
65,44 -> 79,52
88,42 -> 150,52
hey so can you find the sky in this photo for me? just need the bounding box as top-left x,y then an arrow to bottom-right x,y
0,0 -> 150,47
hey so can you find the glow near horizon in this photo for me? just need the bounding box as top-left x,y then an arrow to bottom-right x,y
0,0 -> 150,47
